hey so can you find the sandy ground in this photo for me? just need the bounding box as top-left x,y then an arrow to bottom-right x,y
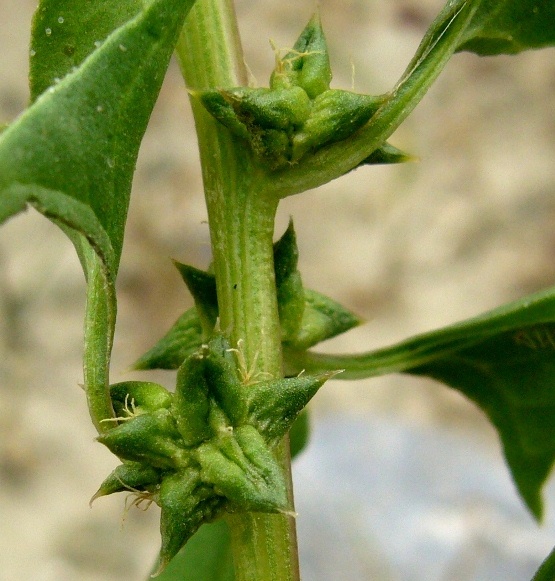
2,1 -> 555,580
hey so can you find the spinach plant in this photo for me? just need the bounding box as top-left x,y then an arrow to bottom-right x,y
1,0 -> 555,579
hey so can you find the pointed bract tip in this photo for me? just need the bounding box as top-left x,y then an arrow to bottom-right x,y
89,488 -> 104,508
279,508 -> 299,519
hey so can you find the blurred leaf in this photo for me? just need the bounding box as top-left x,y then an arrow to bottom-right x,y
286,287 -> 555,518
532,545 -> 555,581
289,410 -> 310,459
457,0 -> 555,55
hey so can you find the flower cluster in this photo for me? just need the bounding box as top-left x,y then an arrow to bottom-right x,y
195,15 -> 407,170
94,336 -> 333,575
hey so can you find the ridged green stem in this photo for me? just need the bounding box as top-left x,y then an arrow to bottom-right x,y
176,1 -> 300,579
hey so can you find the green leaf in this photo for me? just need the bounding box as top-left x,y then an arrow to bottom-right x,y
270,13 -> 332,99
286,286 -> 555,519
0,0 -> 197,280
29,0 -> 143,101
457,0 -> 555,55
197,425 -> 289,514
173,351 -> 213,446
532,545 -> 555,581
97,409 -> 187,469
151,520 -> 234,581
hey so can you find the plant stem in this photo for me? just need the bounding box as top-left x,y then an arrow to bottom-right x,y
176,1 -> 300,579
82,244 -> 116,433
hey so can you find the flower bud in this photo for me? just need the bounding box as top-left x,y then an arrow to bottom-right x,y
278,271 -> 305,341
358,141 -> 414,166
173,352 -> 212,446
173,261 -> 218,338
109,381 -> 172,417
196,86 -> 311,168
270,14 -> 332,99
197,425 -> 288,513
222,86 -> 310,130
294,15 -> 333,99
193,89 -> 250,140
287,288 -> 361,350
274,220 -> 305,341
245,372 -> 337,445
255,128 -> 291,169
292,90 -> 385,160
203,337 -> 246,425
98,409 -> 187,469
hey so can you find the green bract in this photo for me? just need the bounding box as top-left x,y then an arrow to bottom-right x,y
94,337 -> 334,574
269,13 -> 332,97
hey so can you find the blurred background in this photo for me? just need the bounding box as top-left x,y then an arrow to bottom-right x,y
2,1 -> 555,579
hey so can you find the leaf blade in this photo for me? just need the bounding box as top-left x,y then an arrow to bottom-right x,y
532,545 -> 555,581
29,0 -> 143,101
457,0 -> 555,55
287,286 -> 555,517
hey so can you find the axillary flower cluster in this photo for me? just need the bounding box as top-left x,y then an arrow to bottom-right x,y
195,14 -> 407,170
93,223 -> 353,575
94,338 -> 332,575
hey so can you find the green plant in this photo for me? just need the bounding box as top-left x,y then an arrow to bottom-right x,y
1,0 -> 555,579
